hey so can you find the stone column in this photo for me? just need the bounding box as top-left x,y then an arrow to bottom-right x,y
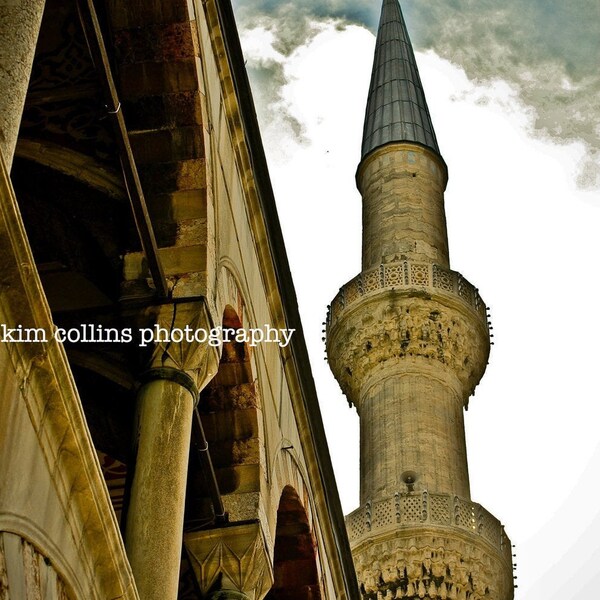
327,290 -> 490,503
125,368 -> 198,600
125,302 -> 220,600
359,369 -> 470,503
0,0 -> 46,167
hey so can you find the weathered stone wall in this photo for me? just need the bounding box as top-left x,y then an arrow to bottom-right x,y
181,2 -> 353,598
0,0 -> 356,597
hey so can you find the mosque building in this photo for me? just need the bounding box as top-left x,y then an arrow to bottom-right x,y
0,0 -> 512,598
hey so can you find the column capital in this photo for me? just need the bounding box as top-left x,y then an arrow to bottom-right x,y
140,299 -> 221,392
184,522 -> 273,600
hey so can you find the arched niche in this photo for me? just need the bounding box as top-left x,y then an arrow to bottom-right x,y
266,486 -> 322,600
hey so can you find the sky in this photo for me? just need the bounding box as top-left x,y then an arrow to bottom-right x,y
231,1 -> 600,598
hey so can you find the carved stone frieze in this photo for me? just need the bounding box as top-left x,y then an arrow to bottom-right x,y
352,528 -> 513,600
328,261 -> 487,324
326,268 -> 490,405
0,532 -> 73,599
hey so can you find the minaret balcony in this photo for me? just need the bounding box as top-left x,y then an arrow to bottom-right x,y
346,491 -> 510,556
326,260 -> 490,406
345,491 -> 514,599
327,260 -> 487,327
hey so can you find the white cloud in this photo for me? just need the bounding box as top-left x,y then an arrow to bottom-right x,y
233,0 -> 600,190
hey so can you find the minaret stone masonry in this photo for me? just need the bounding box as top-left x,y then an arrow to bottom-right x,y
326,1 -> 514,598
359,144 -> 449,271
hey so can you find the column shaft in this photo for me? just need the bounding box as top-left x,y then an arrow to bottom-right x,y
125,374 -> 195,600
0,0 -> 46,167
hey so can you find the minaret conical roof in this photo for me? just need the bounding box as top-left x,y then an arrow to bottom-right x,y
361,0 -> 440,159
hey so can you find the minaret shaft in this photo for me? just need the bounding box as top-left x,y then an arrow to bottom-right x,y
359,368 -> 470,505
359,144 -> 449,271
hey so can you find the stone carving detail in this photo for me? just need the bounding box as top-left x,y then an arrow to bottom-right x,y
454,498 -> 476,530
351,526 -> 513,599
409,263 -> 429,287
384,263 -> 405,286
432,266 -> 454,293
363,271 -> 381,293
140,301 -> 221,389
430,494 -> 451,525
400,495 -> 423,524
27,8 -> 97,93
328,261 -> 486,326
184,522 -> 273,600
326,294 -> 489,404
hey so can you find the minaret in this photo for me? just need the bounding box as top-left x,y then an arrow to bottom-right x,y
326,1 -> 514,598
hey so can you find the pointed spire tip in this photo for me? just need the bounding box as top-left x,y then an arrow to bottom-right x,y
361,0 -> 440,160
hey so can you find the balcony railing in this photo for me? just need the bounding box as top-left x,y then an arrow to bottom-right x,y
327,261 -> 487,326
346,491 -> 511,561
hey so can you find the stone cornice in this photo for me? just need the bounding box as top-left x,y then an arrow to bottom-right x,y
346,493 -> 513,599
346,492 -> 511,560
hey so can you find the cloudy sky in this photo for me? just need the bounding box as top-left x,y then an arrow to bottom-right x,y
231,1 -> 599,597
